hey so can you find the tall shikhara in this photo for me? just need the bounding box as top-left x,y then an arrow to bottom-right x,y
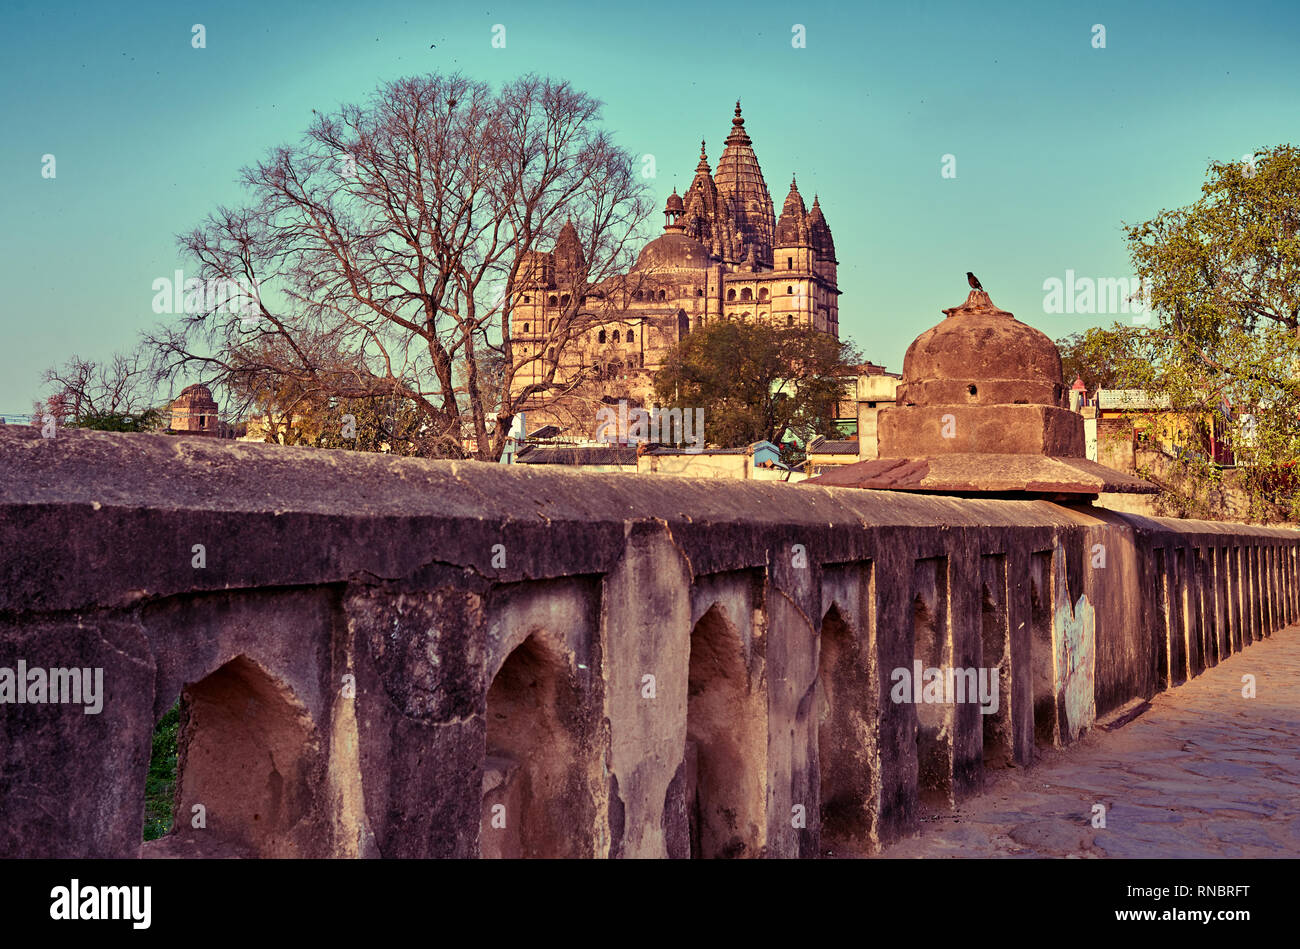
511,102 -> 841,435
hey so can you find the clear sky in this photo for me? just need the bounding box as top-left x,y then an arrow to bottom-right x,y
2,0 -> 1299,413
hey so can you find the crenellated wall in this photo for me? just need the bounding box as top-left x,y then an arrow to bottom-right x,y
1,427 -> 1296,858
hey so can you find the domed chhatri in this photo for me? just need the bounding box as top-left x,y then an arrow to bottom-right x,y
169,383 -> 220,436
808,286 -> 1155,500
898,290 -> 1065,411
879,289 -> 1083,459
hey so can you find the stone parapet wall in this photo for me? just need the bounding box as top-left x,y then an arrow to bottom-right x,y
1,427 -> 1296,858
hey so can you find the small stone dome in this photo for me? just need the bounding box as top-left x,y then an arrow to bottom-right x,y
174,384 -> 216,405
634,232 -> 709,271
896,291 -> 1065,408
665,188 -> 684,213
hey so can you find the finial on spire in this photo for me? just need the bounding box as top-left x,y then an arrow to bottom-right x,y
790,175 -> 798,191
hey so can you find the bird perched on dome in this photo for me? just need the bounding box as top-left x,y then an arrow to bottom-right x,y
967,272 -> 984,292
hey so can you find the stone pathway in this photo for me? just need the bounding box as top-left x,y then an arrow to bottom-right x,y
876,626 -> 1300,858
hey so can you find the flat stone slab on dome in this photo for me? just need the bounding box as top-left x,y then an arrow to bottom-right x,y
806,453 -> 1157,497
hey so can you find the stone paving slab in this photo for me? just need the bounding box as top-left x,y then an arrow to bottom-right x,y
871,625 -> 1300,859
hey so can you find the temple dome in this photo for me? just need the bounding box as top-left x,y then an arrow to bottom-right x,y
634,232 -> 709,271
897,291 -> 1065,408
713,102 -> 775,265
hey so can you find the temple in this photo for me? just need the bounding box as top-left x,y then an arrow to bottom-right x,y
509,103 -> 840,434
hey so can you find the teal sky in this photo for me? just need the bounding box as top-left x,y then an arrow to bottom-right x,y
2,0 -> 1298,413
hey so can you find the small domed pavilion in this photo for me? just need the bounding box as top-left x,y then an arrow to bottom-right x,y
809,288 -> 1155,500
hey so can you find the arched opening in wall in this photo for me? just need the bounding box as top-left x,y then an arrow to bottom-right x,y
677,310 -> 690,341
979,554 -> 1011,769
759,287 -> 769,301
912,557 -> 951,808
145,655 -> 321,857
685,605 -> 764,859
817,604 -> 872,852
1028,552 -> 1058,747
548,295 -> 558,306
481,633 -> 589,858
658,289 -> 666,300
726,289 -> 736,301
740,287 -> 753,301
626,329 -> 634,343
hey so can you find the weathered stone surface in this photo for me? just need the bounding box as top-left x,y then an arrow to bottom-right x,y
1,426 -> 1297,858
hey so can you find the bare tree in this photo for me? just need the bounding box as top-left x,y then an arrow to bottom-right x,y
147,72 -> 652,459
40,350 -> 163,428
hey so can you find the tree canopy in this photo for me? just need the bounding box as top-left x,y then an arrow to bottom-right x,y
652,320 -> 861,453
1075,144 -> 1300,518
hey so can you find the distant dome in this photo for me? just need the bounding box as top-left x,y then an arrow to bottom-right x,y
174,384 -> 216,404
897,291 -> 1065,408
665,189 -> 684,213
634,232 -> 709,271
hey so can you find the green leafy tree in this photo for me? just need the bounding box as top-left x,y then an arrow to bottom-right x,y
653,321 -> 862,453
1056,328 -> 1147,390
1080,145 -> 1300,520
